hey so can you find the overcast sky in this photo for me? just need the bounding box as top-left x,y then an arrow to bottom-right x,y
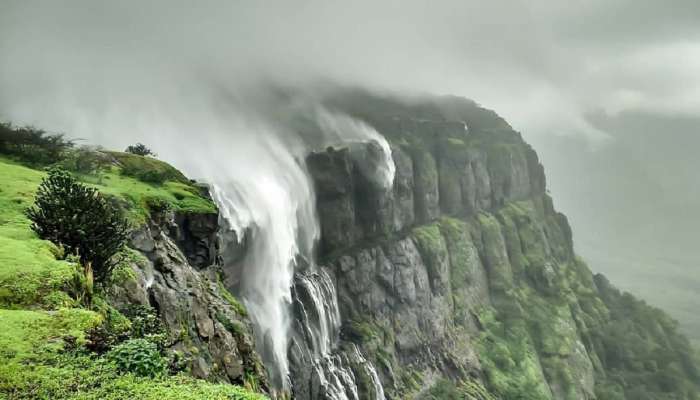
1,0 -> 699,339
2,0 -> 700,140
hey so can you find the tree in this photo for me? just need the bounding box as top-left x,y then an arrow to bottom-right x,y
125,143 -> 155,157
0,122 -> 74,165
26,168 -> 130,283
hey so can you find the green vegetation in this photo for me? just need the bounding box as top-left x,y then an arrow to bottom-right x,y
425,378 -> 496,400
0,159 -> 78,308
590,275 -> 700,400
1,352 -> 266,400
110,151 -> 186,184
107,339 -> 167,377
0,123 -> 74,166
0,133 -> 258,399
125,143 -> 156,157
412,223 -> 447,269
468,199 -> 700,400
79,166 -> 215,225
475,307 -> 552,400
216,274 -> 248,317
438,217 -> 474,288
27,168 -> 130,284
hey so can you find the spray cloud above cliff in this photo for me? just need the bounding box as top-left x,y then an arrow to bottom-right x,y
3,0 -> 700,141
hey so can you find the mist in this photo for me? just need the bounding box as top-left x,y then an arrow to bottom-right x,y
2,0 -> 700,361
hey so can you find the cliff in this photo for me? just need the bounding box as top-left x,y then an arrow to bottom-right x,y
1,91 -> 698,400
0,150 -> 267,399
297,91 -> 700,400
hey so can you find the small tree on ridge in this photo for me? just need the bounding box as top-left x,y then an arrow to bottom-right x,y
125,143 -> 155,157
26,168 -> 130,283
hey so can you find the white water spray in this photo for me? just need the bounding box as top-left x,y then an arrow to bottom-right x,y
315,107 -> 396,189
208,133 -> 319,389
293,269 -> 386,400
3,81 -> 393,394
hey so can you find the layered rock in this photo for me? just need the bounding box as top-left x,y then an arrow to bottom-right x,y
108,209 -> 268,390
301,92 -> 700,400
308,113 -> 545,259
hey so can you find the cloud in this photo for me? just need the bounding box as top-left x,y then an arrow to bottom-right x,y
2,0 -> 700,142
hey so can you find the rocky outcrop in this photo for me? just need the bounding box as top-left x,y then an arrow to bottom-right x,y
108,209 -> 268,390
173,212 -> 219,269
308,116 -> 545,259
301,92 -> 700,400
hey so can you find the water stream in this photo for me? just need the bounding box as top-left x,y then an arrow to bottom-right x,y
209,109 -> 393,397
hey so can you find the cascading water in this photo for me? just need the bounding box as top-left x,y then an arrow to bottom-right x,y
289,269 -> 385,400
201,106 -> 393,398
209,135 -> 319,389
315,107 -> 396,189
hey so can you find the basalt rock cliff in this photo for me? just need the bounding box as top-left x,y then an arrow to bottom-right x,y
109,208 -> 268,389
93,90 -> 700,400
291,91 -> 700,400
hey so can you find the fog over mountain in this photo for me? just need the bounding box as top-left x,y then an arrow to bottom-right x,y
2,0 -> 700,343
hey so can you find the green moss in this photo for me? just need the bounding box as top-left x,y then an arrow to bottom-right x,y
412,223 -> 448,272
438,218 -> 480,325
79,169 -> 215,225
216,275 -> 247,317
344,317 -> 382,344
412,224 -> 443,253
398,369 -> 424,396
425,378 -> 497,400
107,151 -> 189,184
0,308 -> 101,362
412,223 -> 450,293
446,137 -> 466,146
0,353 -> 266,400
438,217 -> 473,288
474,307 -> 552,400
460,378 -> 498,400
214,312 -> 246,337
477,213 -> 514,292
0,158 -> 78,308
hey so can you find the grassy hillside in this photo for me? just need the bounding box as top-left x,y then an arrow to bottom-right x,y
0,153 -> 264,399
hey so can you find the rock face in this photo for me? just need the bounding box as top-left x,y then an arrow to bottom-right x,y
108,209 -> 268,390
300,92 -> 700,400
107,90 -> 700,400
308,118 -> 545,259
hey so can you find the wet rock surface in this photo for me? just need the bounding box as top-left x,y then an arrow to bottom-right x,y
108,210 -> 268,390
303,93 -> 700,400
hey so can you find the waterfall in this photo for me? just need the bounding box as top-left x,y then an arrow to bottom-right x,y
315,107 -> 396,190
207,132 -> 319,390
204,108 -> 392,397
290,269 -> 385,400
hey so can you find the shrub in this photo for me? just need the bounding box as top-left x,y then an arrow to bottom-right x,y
25,168 -> 130,283
125,143 -> 155,157
60,146 -> 112,176
106,338 -> 166,377
121,304 -> 168,349
0,122 -> 74,165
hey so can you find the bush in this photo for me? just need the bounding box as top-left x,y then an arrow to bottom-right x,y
60,146 -> 112,175
125,143 -> 155,157
26,168 -> 130,283
106,339 -> 166,377
121,305 -> 168,349
0,122 -> 74,165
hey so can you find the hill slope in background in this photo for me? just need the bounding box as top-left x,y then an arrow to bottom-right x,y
530,111 -> 700,347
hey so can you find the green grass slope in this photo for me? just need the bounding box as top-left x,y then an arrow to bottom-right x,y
0,155 -> 264,400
